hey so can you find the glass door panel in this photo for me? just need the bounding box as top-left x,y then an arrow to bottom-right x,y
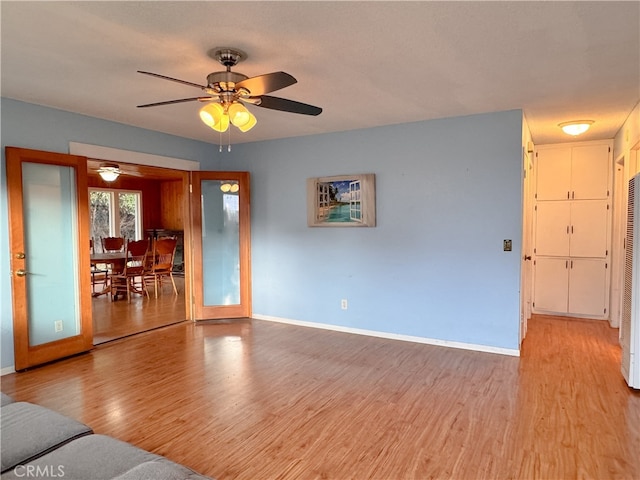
191,172 -> 251,319
22,163 -> 81,345
202,180 -> 241,306
7,147 -> 92,370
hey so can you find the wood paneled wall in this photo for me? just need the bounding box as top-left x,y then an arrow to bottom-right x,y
88,175 -> 183,233
160,181 -> 184,230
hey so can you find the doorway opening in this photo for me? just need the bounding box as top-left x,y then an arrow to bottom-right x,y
87,159 -> 189,344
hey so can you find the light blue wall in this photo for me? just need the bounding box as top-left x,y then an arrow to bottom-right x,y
0,98 -> 219,369
1,99 -> 523,370
226,110 -> 523,350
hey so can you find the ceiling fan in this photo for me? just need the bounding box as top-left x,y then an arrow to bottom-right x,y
93,161 -> 148,182
96,163 -> 122,182
91,158 -> 187,182
137,47 -> 322,134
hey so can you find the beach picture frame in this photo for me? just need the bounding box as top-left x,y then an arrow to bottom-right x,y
307,173 -> 376,227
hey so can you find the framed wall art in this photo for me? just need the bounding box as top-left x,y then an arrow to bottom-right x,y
307,173 -> 376,227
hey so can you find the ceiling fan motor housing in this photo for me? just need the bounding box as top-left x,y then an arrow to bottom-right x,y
209,47 -> 247,67
207,71 -> 248,89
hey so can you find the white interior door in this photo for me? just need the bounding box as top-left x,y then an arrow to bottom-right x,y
521,149 -> 534,342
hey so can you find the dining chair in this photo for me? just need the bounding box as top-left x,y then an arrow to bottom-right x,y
100,236 -> 126,277
89,238 -> 108,294
144,237 -> 178,298
101,236 -> 125,253
110,239 -> 149,302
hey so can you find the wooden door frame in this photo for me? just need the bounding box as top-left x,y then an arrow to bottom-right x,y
7,147 -> 93,370
521,148 -> 534,344
86,159 -> 193,324
190,171 -> 252,320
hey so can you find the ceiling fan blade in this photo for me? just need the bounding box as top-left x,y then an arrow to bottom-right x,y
236,72 -> 297,96
137,97 -> 210,108
255,95 -> 322,116
137,71 -> 206,90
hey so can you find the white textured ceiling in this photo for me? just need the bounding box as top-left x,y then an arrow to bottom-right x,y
1,1 -> 639,146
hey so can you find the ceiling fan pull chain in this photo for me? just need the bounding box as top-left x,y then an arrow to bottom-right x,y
228,125 -> 232,152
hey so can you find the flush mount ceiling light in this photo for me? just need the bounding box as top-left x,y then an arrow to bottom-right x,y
559,120 -> 594,136
97,163 -> 121,182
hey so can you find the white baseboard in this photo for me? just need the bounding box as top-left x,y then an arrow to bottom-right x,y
252,314 -> 520,357
0,317 -> 518,378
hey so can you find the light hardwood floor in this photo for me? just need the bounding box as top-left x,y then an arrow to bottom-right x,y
92,275 -> 186,344
2,315 -> 639,479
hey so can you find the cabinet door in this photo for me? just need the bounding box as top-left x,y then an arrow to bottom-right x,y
533,257 -> 569,312
571,145 -> 610,200
569,200 -> 609,258
535,202 -> 570,256
568,258 -> 607,316
536,148 -> 572,200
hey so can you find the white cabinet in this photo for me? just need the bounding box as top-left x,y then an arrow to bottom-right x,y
569,201 -> 608,257
535,202 -> 571,256
534,200 -> 608,258
568,259 -> 608,316
533,141 -> 612,319
536,144 -> 610,200
533,257 -> 569,312
533,257 -> 608,317
571,145 -> 611,199
536,147 -> 572,200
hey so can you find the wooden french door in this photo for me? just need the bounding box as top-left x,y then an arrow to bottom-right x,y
6,147 -> 93,370
190,171 -> 251,319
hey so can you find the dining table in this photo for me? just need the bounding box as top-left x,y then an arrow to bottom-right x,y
90,252 -> 127,297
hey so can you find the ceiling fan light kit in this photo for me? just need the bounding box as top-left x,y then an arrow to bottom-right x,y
137,46 -> 322,148
559,120 -> 594,136
238,112 -> 258,132
97,163 -> 121,182
199,102 -> 228,131
228,103 -> 252,127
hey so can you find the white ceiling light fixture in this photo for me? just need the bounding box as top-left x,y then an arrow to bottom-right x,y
97,163 -> 121,182
559,120 -> 594,136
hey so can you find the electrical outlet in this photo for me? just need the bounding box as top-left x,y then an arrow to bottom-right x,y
503,239 -> 512,251
341,299 -> 348,310
54,320 -> 63,333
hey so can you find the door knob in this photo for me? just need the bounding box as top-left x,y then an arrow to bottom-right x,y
15,252 -> 25,259
524,255 -> 532,261
15,269 -> 27,277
